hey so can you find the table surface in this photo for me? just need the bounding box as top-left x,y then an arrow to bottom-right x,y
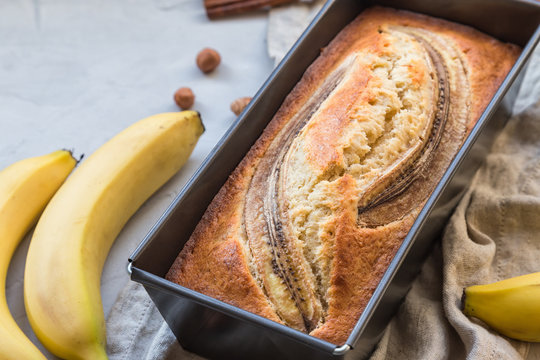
0,0 -> 273,358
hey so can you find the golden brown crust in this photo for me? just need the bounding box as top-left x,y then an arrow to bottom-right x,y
166,6 -> 520,345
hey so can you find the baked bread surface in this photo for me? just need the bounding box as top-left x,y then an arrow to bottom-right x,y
166,7 -> 520,345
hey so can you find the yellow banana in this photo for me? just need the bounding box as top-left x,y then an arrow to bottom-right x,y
24,111 -> 204,360
0,150 -> 76,360
463,272 -> 540,342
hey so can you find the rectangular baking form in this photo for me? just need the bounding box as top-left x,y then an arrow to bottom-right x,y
129,0 -> 540,358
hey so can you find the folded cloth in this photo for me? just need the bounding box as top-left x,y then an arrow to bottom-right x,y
107,281 -> 201,360
267,0 -> 324,66
106,9 -> 540,359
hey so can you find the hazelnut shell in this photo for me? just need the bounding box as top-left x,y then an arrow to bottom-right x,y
230,97 -> 252,116
196,48 -> 221,73
174,87 -> 195,110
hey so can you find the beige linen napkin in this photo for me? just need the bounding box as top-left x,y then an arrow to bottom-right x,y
106,7 -> 540,359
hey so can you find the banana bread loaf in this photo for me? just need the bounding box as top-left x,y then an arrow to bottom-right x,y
166,7 -> 520,345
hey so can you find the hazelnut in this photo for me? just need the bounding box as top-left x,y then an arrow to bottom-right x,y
174,87 -> 195,110
196,48 -> 221,73
230,97 -> 252,116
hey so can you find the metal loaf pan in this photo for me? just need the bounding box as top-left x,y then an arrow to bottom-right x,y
129,0 -> 540,358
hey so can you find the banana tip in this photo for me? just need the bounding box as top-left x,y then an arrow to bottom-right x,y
460,287 -> 466,311
61,148 -> 84,164
197,111 -> 205,133
62,148 -> 74,156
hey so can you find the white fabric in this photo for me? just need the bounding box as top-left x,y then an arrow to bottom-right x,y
267,0 -> 324,66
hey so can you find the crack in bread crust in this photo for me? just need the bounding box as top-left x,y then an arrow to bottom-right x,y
357,30 -> 452,226
357,27 -> 471,227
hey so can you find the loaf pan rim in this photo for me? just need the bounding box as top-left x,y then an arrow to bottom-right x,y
129,0 -> 540,356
